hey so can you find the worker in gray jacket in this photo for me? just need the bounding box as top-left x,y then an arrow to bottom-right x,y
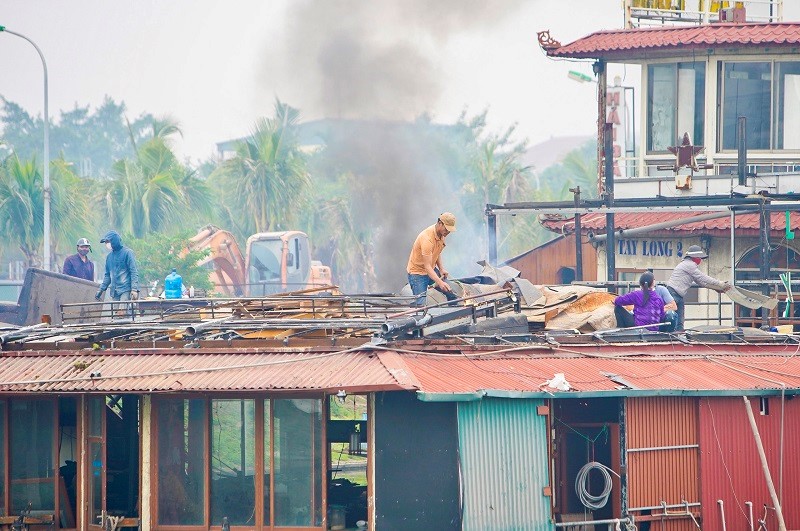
95,230 -> 140,302
667,244 -> 731,331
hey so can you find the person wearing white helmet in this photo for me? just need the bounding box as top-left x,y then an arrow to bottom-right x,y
62,237 -> 95,281
667,244 -> 731,331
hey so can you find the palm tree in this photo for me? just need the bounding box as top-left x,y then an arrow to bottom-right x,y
459,122 -> 540,259
100,129 -> 213,238
303,193 -> 377,293
0,154 -> 91,267
210,100 -> 310,242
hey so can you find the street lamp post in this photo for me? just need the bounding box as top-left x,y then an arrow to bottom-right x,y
0,26 -> 51,271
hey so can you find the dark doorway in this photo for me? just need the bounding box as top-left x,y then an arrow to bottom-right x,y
553,398 -> 621,530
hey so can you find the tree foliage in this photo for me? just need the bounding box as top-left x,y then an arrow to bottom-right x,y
0,96 -> 156,178
0,154 -> 91,267
0,95 -> 599,292
100,122 -> 213,238
210,100 -> 310,243
538,139 -> 598,200
126,231 -> 212,293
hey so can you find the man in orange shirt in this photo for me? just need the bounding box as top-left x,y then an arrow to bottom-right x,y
406,212 -> 457,306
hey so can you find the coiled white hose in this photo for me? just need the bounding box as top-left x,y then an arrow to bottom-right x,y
576,461 -> 614,510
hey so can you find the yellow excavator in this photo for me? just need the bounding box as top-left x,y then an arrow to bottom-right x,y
188,225 -> 333,297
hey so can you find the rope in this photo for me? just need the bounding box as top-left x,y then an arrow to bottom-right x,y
575,461 -> 615,510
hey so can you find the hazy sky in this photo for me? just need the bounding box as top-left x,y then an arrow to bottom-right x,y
1,1 -> 798,161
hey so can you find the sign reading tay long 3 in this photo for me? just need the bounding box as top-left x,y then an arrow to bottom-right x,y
617,239 -> 685,257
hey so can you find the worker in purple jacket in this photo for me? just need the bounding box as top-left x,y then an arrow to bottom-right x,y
62,238 -> 95,281
613,272 -> 665,331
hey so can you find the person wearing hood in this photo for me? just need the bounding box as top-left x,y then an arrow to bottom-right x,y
95,230 -> 140,302
62,238 -> 94,281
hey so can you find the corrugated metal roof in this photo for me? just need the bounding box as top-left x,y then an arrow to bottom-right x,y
699,396 -> 800,530
626,397 -> 700,515
397,344 -> 800,397
546,23 -> 800,60
0,349 -> 412,393
4,342 -> 800,396
540,211 -> 800,237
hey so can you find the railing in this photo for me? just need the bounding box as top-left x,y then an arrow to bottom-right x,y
610,155 -> 800,181
624,0 -> 783,28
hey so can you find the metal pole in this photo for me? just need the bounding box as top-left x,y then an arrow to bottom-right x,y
760,200 -> 771,328
595,60 -> 607,197
0,27 -> 50,270
487,211 -> 497,266
604,122 -> 616,285
738,116 -> 747,187
731,210 -> 736,327
619,398 -> 628,518
742,396 -> 787,531
571,186 -> 583,281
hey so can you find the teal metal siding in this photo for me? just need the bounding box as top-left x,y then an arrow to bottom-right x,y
458,398 -> 552,531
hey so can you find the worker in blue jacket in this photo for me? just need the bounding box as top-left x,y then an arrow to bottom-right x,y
95,230 -> 140,302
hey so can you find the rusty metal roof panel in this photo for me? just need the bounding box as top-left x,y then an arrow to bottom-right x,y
401,348 -> 800,396
0,350 -> 411,393
699,396 -> 800,530
626,397 -> 700,515
546,23 -> 800,60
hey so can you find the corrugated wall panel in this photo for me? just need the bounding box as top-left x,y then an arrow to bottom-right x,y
699,396 -> 800,531
626,397 -> 699,531
458,398 -> 551,531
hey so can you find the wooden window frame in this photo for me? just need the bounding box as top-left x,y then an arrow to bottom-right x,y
150,394 -> 326,531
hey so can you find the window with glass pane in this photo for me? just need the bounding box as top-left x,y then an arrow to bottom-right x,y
722,62 -> 772,149
775,62 -> 800,149
273,399 -> 322,527
156,399 -> 206,526
10,400 -> 55,513
87,397 -> 104,527
210,400 -> 255,526
648,62 -> 705,152
58,397 -> 78,529
90,442 -> 103,525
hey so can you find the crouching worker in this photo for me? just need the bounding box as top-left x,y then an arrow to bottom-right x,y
406,212 -> 459,307
613,272 -> 665,332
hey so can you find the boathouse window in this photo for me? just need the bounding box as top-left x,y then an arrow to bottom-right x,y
210,399 -> 256,526
156,399 -> 207,526
647,62 -> 705,152
154,397 -> 323,529
10,400 -> 56,514
720,61 -> 800,150
3,398 -> 79,529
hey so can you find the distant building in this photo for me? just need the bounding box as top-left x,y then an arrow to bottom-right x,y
518,0 -> 800,329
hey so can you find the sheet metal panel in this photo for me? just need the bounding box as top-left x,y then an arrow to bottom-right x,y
699,396 -> 800,530
0,351 -> 409,393
373,391 -> 460,530
626,397 -> 699,530
458,398 -> 551,531
400,352 -> 800,395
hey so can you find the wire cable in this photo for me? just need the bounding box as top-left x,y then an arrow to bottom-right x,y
575,461 -> 616,510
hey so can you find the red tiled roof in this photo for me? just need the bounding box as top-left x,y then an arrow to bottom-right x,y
545,23 -> 800,60
397,343 -> 800,395
0,349 -> 413,393
541,211 -> 800,237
